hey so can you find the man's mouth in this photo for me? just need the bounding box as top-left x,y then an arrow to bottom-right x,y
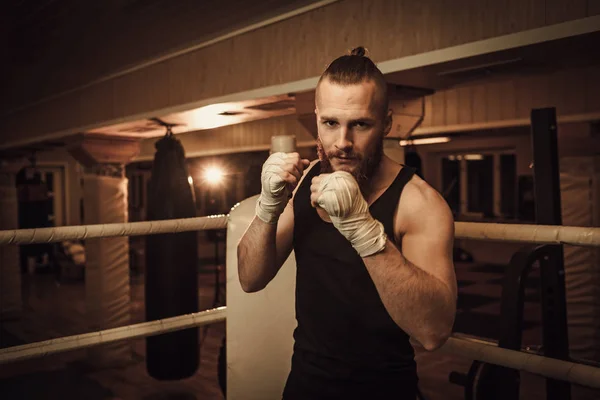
332,154 -> 356,160
334,156 -> 357,164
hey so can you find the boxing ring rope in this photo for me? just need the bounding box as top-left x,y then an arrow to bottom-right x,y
0,307 -> 226,365
0,214 -> 229,245
439,337 -> 600,389
0,216 -> 599,247
1,217 -> 600,389
1,307 -> 599,389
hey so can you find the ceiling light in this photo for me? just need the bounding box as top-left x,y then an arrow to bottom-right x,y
185,103 -> 246,130
203,166 -> 225,186
399,137 -> 451,146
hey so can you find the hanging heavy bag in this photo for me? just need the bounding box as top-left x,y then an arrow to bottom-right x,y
145,132 -> 199,380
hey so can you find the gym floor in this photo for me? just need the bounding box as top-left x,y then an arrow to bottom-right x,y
0,259 -> 590,399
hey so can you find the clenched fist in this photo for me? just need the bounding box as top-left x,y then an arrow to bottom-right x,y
310,171 -> 387,257
255,152 -> 310,224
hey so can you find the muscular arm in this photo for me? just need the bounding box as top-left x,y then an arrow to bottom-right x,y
237,202 -> 294,293
237,158 -> 315,292
362,181 -> 457,351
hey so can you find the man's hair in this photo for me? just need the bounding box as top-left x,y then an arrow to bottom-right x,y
317,46 -> 389,113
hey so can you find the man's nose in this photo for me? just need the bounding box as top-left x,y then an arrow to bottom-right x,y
334,128 -> 353,150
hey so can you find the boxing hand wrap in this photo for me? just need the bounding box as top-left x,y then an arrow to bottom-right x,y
256,152 -> 291,224
317,171 -> 387,257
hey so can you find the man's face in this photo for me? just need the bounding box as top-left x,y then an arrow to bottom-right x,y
315,78 -> 391,186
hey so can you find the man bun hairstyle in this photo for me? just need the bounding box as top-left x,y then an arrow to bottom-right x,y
318,46 -> 389,114
349,46 -> 367,57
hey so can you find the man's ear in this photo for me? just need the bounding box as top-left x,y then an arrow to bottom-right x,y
383,108 -> 393,137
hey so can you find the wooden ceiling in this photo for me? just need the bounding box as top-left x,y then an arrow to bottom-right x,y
385,30 -> 600,90
1,0 -> 323,113
2,2 -> 599,160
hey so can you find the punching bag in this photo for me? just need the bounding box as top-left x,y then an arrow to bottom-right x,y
145,133 -> 199,380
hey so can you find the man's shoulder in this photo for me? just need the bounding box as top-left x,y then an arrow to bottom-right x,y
400,175 -> 449,213
395,174 -> 454,233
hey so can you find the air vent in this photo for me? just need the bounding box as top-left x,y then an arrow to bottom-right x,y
246,99 -> 295,112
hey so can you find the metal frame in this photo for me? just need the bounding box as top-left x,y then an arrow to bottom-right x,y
530,107 -> 571,400
448,108 -> 574,399
496,244 -> 566,399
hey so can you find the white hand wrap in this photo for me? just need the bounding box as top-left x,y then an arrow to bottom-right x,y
255,152 -> 291,224
317,171 -> 387,257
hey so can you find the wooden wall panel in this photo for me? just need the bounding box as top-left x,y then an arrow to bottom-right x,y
485,81 -> 503,122
589,0 -> 600,15
515,74 -> 534,119
548,69 -> 569,114
4,0 -> 324,111
499,79 -> 517,120
558,69 -> 587,115
585,65 -> 600,112
472,85 -> 487,123
78,81 -> 115,127
545,0 -> 588,24
420,65 -> 600,130
3,0 -> 593,148
444,89 -> 459,125
432,92 -> 446,126
530,73 -> 552,109
457,86 -> 473,124
423,95 -> 434,127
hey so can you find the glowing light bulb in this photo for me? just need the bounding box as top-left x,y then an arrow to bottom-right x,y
204,166 -> 224,185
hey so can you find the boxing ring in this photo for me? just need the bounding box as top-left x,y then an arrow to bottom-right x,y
0,211 -> 599,394
0,108 -> 598,399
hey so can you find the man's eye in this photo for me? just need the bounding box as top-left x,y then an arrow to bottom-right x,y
354,122 -> 369,129
324,121 -> 337,127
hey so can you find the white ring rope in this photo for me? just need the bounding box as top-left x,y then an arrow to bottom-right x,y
1,216 -> 599,387
0,214 -> 229,245
0,218 -> 599,248
1,306 -> 599,389
0,307 -> 226,365
439,336 -> 600,389
455,222 -> 600,248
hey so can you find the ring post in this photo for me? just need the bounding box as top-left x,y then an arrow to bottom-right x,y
531,107 -> 571,400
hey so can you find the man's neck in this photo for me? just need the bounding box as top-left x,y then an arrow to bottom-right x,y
359,156 -> 399,200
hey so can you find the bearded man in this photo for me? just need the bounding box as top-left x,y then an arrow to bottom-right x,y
238,47 -> 457,400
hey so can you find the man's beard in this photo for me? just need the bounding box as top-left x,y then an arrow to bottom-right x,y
316,137 -> 383,188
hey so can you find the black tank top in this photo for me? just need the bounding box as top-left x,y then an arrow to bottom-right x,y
286,162 -> 417,398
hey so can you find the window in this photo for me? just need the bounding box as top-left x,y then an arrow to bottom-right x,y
17,165 -> 66,227
441,151 -> 517,220
466,154 -> 494,215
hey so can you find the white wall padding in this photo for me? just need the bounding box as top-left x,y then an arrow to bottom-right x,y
83,174 -> 131,366
226,195 -> 297,400
560,156 -> 600,400
0,183 -> 22,320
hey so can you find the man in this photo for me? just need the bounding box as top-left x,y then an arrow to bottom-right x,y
237,47 -> 457,399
